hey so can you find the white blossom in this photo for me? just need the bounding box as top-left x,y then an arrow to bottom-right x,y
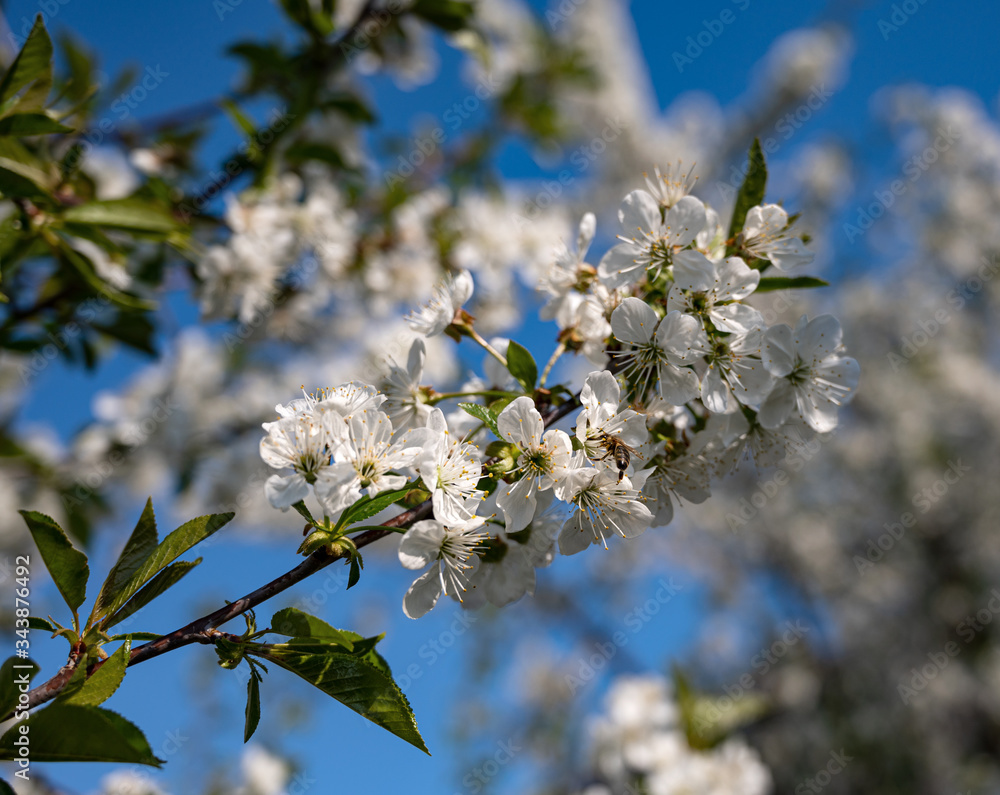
539,212 -> 598,327
599,191 -> 710,289
759,314 -> 860,432
610,298 -> 709,404
398,514 -> 489,618
667,256 -> 764,334
495,396 -> 574,532
643,162 -> 699,210
405,268 -> 474,336
314,407 -> 434,515
576,370 -> 648,472
415,408 -> 484,524
381,339 -> 434,431
701,328 -> 774,413
558,466 -> 653,555
741,204 -> 813,271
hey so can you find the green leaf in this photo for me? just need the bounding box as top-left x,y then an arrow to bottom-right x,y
56,238 -> 156,311
92,498 -> 159,623
252,644 -> 429,754
411,0 -> 474,32
457,402 -> 500,438
92,511 -> 233,626
754,276 -> 829,292
506,340 -> 537,391
52,657 -> 88,702
0,658 -> 40,717
347,555 -> 361,590
28,616 -> 55,632
0,137 -> 53,198
221,99 -> 262,162
61,640 -> 131,707
674,667 -> 769,750
103,559 -> 202,630
268,608 -> 355,651
63,198 -> 180,233
91,312 -> 157,356
0,112 -> 72,135
284,141 -> 348,170
726,138 -> 768,256
244,668 -> 261,743
337,486 -> 412,531
0,703 -> 162,765
19,510 -> 88,614
0,16 -> 53,113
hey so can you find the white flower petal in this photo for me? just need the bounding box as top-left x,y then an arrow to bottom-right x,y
398,520 -> 446,569
264,473 -> 310,510
497,396 -> 544,448
672,249 -> 715,291
701,366 -> 734,413
763,324 -> 795,376
758,379 -> 796,429
618,190 -> 661,236
711,303 -> 764,334
611,297 -> 657,345
402,568 -> 443,619
663,195 -> 707,247
496,475 -> 538,532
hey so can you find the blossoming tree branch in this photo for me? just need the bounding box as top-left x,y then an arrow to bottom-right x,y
0,6 -> 857,776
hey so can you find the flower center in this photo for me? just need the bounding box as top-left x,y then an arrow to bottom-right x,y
522,448 -> 552,476
356,458 -> 379,487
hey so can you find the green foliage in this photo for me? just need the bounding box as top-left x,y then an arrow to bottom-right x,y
726,138 -> 768,255
0,703 -> 162,765
458,401 -> 501,438
335,485 -> 413,532
506,340 -> 538,392
0,113 -> 72,136
244,662 -> 262,742
62,198 -> 182,235
215,610 -> 426,752
410,0 -> 475,31
0,657 -> 40,717
93,498 -> 159,619
102,559 -> 202,630
674,668 -> 769,750
89,504 -> 233,629
59,640 -> 131,707
269,607 -> 357,650
27,617 -> 54,632
0,16 -> 53,116
755,275 -> 829,292
19,510 -> 89,616
252,641 -> 429,754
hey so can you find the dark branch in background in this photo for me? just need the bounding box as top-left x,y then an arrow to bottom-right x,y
15,390 -> 582,716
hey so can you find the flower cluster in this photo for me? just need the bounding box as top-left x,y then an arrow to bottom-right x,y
573,675 -> 772,795
259,169 -> 858,620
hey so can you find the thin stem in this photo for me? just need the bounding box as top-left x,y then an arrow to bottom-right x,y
427,390 -> 517,405
13,390 -> 582,717
467,328 -> 508,367
538,342 -> 566,388
461,421 -> 487,444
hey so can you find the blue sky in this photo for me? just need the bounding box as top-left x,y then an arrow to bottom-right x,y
3,0 -> 999,792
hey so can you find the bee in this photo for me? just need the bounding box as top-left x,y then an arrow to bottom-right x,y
595,431 -> 641,484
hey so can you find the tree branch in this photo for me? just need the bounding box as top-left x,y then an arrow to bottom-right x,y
14,390 -> 581,716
